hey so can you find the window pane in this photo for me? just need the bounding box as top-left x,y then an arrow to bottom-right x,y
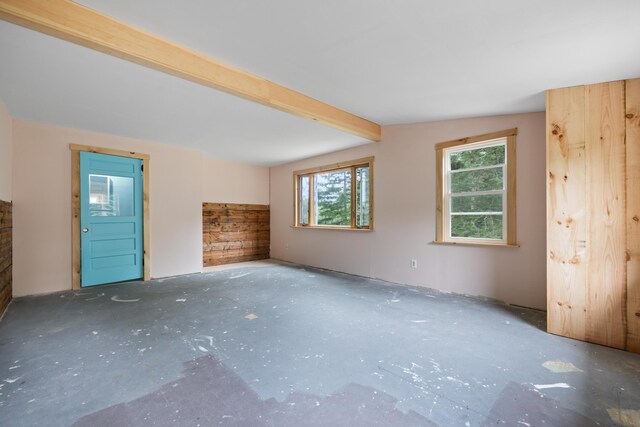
451,194 -> 502,213
450,143 -> 505,171
356,166 -> 370,227
450,166 -> 503,193
299,175 -> 309,225
89,175 -> 134,217
451,214 -> 503,239
314,169 -> 351,226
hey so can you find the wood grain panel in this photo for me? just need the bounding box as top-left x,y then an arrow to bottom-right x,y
0,200 -> 12,316
546,86 -> 588,340
585,81 -> 627,349
435,128 -> 518,150
142,157 -> 150,282
203,203 -> 270,267
626,78 -> 640,353
203,254 -> 270,267
204,203 -> 269,211
71,150 -> 80,290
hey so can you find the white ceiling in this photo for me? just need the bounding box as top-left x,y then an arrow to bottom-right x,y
1,0 -> 639,166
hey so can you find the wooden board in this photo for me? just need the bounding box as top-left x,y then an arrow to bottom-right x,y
626,78 -> 640,353
142,156 -> 150,282
202,203 -> 270,267
204,240 -> 270,251
203,203 -> 269,211
203,253 -> 270,267
71,149 -> 80,290
546,86 -> 588,340
585,81 -> 627,349
435,128 -> 518,150
203,231 -> 270,244
203,223 -> 271,233
0,200 -> 12,316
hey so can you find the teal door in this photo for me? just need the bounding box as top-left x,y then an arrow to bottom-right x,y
80,152 -> 144,287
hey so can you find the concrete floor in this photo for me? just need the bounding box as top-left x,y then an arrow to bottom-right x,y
0,261 -> 639,426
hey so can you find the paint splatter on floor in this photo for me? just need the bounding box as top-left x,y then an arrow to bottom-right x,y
2,263 -> 639,426
542,360 -> 583,373
110,296 -> 140,303
607,408 -> 640,427
480,382 -> 592,426
534,383 -> 571,390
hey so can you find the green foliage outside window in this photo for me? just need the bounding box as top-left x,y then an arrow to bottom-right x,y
448,143 -> 505,240
451,215 -> 503,239
296,160 -> 372,229
450,145 -> 505,170
451,167 -> 503,193
315,170 -> 351,226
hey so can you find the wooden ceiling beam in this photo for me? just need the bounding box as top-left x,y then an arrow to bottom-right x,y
0,0 -> 381,141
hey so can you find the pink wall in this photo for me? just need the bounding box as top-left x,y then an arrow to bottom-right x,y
0,100 -> 11,202
270,112 -> 547,309
202,156 -> 269,205
9,112 -> 544,305
12,120 -> 269,296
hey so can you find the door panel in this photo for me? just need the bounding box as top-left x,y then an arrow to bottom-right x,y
80,152 -> 143,287
91,223 -> 136,236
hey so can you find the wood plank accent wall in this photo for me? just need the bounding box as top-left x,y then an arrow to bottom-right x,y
547,78 -> 640,353
203,203 -> 270,267
585,81 -> 627,349
627,79 -> 640,353
547,86 -> 588,341
0,200 -> 12,316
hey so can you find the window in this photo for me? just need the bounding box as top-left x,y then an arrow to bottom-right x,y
89,175 -> 134,217
294,157 -> 374,230
435,129 -> 517,246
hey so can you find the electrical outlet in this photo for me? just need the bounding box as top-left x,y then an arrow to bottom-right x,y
410,259 -> 418,269
284,243 -> 289,249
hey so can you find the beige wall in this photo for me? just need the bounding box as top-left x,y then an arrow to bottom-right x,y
0,100 -> 11,202
202,156 -> 269,205
12,120 -> 269,296
9,111 -> 544,305
270,112 -> 546,309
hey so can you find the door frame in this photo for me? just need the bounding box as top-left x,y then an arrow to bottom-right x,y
70,144 -> 151,290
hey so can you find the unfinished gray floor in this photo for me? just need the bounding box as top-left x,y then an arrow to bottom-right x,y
1,262 -> 639,426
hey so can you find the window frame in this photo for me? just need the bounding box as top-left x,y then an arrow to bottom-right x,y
435,129 -> 517,247
293,156 -> 374,231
